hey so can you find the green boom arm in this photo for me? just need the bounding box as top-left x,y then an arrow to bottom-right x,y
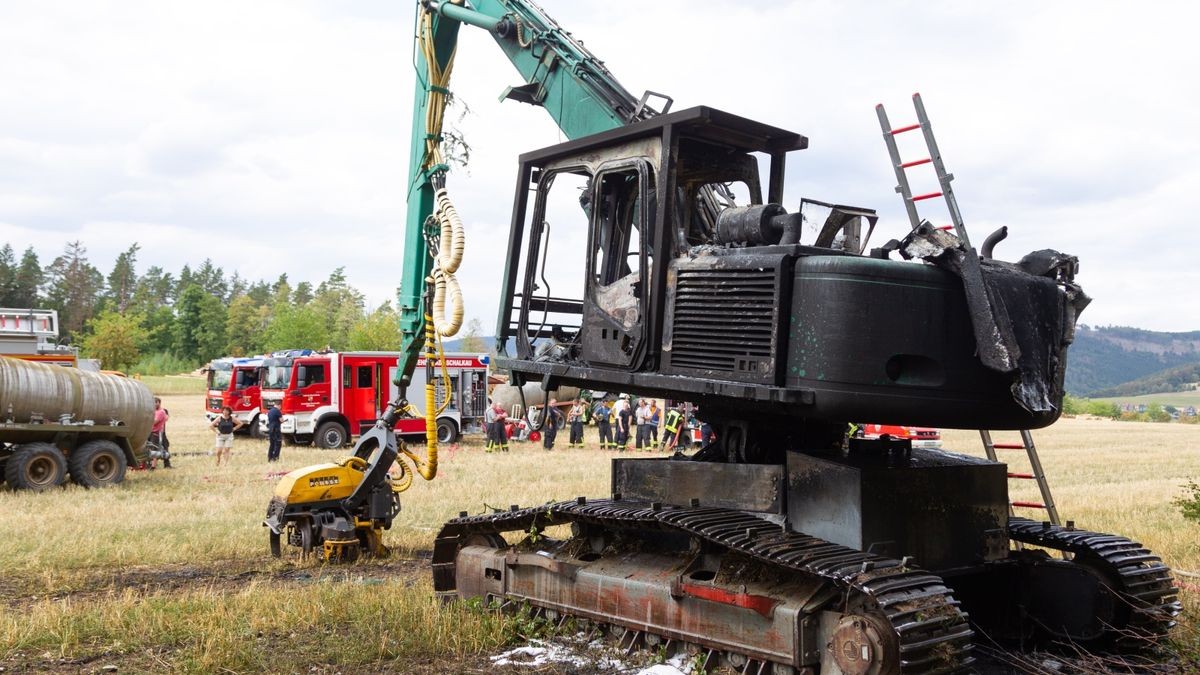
396,0 -> 669,390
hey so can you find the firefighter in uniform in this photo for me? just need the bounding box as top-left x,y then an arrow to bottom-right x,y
567,399 -> 585,448
484,403 -> 497,452
661,405 -> 686,452
593,399 -> 614,450
542,398 -> 565,451
486,401 -> 508,452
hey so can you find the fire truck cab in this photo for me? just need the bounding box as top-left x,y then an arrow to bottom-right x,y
259,351 -> 488,449
205,356 -> 265,435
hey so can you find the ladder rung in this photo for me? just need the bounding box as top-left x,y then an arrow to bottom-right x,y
909,191 -> 943,202
1011,501 -> 1046,509
1007,472 -> 1035,479
900,157 -> 932,169
889,123 -> 922,135
993,443 -> 1025,449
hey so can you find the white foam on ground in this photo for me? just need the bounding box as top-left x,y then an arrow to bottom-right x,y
489,637 -> 692,673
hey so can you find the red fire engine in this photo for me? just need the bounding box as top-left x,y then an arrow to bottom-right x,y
258,351 -> 488,448
205,356 -> 265,435
858,423 -> 942,449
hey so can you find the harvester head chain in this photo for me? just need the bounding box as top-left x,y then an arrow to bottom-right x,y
1007,516 -> 1181,643
436,499 -> 975,673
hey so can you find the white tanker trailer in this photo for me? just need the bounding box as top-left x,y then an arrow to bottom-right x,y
0,355 -> 154,490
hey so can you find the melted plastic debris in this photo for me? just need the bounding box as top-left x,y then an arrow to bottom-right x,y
490,637 -> 692,673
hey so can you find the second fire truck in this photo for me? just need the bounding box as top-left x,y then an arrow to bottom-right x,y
205,356 -> 265,436
258,351 -> 488,448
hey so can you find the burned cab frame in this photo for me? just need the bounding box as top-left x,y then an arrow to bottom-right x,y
493,106 -> 1080,433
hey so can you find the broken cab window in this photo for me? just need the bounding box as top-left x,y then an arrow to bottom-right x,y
590,163 -> 653,329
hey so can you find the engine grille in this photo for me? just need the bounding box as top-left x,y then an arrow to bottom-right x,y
669,267 -> 778,378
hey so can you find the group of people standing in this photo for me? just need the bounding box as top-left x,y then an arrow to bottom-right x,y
582,395 -> 688,452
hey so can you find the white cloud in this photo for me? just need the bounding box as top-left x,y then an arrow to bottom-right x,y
1,0 -> 1197,330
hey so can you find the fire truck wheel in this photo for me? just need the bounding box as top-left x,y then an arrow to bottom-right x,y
315,422 -> 349,449
436,419 -> 458,444
248,416 -> 263,439
68,440 -> 128,488
5,442 -> 68,491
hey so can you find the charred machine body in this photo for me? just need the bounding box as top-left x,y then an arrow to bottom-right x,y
431,107 -> 1179,673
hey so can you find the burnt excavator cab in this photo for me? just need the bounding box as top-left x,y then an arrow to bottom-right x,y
495,106 -> 1078,431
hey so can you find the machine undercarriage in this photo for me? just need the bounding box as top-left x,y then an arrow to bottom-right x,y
432,450 -> 1180,674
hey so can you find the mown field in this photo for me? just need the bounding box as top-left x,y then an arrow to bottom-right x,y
1093,389 -> 1200,409
1,396 -> 1197,673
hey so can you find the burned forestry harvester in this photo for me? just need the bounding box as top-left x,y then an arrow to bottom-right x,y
255,2 -> 1180,672
431,108 -> 1179,672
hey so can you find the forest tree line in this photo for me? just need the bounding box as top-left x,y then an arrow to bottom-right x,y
0,241 -> 485,373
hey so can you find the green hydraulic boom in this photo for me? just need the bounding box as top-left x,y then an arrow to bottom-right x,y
397,0 -> 671,390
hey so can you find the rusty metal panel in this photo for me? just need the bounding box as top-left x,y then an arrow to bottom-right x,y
458,544 -> 824,667
612,458 -> 784,514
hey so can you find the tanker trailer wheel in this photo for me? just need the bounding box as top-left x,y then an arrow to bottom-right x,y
68,440 -> 128,488
436,419 -> 458,444
315,422 -> 348,449
4,443 -> 68,491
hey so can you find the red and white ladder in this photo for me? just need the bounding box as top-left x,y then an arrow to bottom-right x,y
876,92 -> 972,246
979,429 -> 1061,526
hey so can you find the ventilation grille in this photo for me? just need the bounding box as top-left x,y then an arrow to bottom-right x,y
670,268 -> 777,374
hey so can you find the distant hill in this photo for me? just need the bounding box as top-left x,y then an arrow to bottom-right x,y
1065,326 -> 1200,396
443,325 -> 1200,398
1089,362 -> 1200,398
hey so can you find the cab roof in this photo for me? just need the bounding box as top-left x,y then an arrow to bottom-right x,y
520,105 -> 808,165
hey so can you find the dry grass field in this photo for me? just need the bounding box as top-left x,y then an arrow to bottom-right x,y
1,396 -> 1197,673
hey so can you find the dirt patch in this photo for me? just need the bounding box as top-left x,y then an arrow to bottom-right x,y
1,552 -> 432,611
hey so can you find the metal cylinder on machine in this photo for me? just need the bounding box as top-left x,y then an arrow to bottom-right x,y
0,355 -> 155,451
490,382 -> 581,417
715,204 -> 789,246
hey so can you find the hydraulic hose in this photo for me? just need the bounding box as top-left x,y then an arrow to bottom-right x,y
401,310 -> 441,482
419,2 -> 467,339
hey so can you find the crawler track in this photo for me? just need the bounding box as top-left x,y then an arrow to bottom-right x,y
1007,516 -> 1181,643
434,499 -> 975,674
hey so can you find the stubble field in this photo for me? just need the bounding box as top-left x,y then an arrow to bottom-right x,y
1,392 -> 1198,673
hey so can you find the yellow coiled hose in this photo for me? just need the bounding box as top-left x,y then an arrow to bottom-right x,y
407,1 -> 468,483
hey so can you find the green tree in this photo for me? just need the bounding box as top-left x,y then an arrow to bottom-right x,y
292,281 -> 314,305
194,258 -> 227,299
311,267 -> 364,350
349,302 -> 401,351
11,246 -> 43,307
1146,404 -> 1171,423
44,240 -> 104,339
141,305 -> 177,354
226,295 -> 270,356
263,304 -> 329,351
0,244 -> 16,304
1085,400 -> 1120,419
245,280 -> 272,306
174,284 -> 228,362
177,264 -> 195,299
227,271 -> 247,303
104,243 -> 140,313
458,317 -> 488,353
131,265 -> 174,312
81,310 -> 149,372
271,274 -> 292,307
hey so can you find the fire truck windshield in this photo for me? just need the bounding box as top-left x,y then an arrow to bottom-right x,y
235,368 -> 260,389
262,360 -> 292,389
208,366 -> 233,390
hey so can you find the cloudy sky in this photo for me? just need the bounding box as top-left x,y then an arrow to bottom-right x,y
1,1 -> 1197,332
